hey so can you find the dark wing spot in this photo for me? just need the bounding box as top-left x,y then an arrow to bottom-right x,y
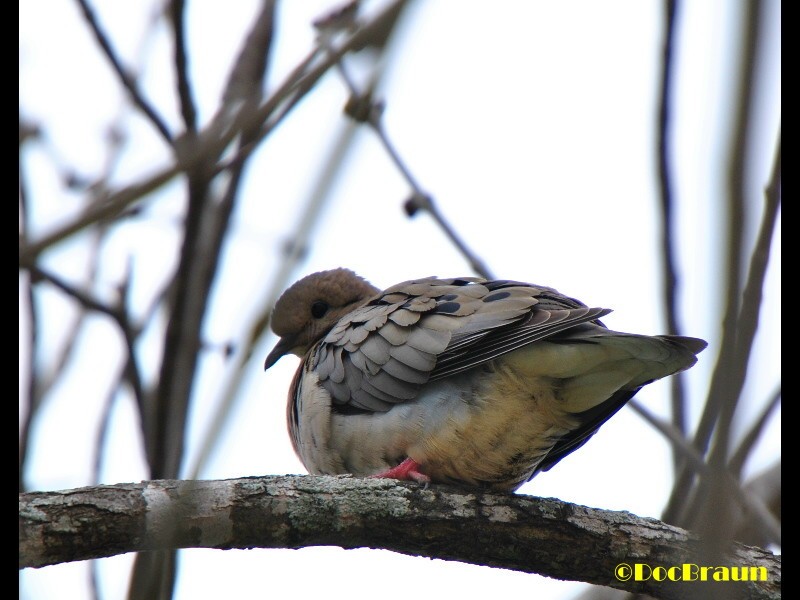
436,301 -> 462,313
482,291 -> 511,302
440,294 -> 458,301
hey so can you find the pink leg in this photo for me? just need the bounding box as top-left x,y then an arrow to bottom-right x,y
369,458 -> 430,484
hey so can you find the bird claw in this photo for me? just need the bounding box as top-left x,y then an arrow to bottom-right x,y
369,458 -> 430,485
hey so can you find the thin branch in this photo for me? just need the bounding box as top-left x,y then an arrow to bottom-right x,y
117,262 -> 147,412
18,163 -> 181,267
691,120 -> 780,537
29,265 -> 146,407
175,0 -> 277,479
655,0 -> 680,337
19,1 -> 410,268
319,31 -> 495,279
29,311 -> 88,419
725,124 -> 781,479
629,400 -> 780,546
663,0 -> 767,526
19,137 -> 37,493
73,0 -> 173,142
655,0 -> 692,464
168,0 -> 197,133
122,1 -> 256,579
728,386 -> 780,475
19,273 -> 38,493
30,266 -> 127,323
735,461 -> 781,549
698,0 -> 763,466
192,3 -> 473,479
189,3 -> 415,479
145,177 -> 208,480
405,192 -> 496,279
189,117 -> 360,479
220,0 -> 276,105
629,399 -> 708,476
20,229 -> 106,491
145,0 -> 279,483
92,367 -> 131,486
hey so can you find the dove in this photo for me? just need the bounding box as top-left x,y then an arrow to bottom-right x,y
264,268 -> 707,491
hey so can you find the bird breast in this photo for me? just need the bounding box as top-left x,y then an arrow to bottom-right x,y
291,354 -> 582,491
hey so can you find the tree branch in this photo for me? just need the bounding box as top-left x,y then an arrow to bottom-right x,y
74,0 -> 173,142
168,0 -> 197,133
19,476 -> 779,600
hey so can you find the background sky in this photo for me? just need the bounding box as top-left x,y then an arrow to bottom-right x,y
19,1 -> 780,599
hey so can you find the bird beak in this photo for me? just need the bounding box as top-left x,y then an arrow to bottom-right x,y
264,335 -> 297,370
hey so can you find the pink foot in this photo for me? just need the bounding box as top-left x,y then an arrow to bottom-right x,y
369,458 -> 430,484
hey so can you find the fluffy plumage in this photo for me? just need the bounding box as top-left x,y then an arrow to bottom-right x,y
265,269 -> 707,491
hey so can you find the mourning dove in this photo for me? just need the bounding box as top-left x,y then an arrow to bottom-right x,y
265,268 -> 707,491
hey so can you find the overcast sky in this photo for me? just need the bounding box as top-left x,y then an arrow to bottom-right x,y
20,1 -> 780,599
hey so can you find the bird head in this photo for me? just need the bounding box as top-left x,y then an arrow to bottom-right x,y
264,268 -> 380,369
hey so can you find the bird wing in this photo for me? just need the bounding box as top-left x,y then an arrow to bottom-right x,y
311,277 -> 611,412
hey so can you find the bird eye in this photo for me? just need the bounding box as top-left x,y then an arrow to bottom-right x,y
311,301 -> 329,319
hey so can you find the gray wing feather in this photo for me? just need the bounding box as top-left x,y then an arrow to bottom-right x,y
377,321 -> 407,345
358,333 -> 392,365
389,342 -> 437,372
405,323 -> 452,354
382,356 -> 430,384
317,277 -> 610,411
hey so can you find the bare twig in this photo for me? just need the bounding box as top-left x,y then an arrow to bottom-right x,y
19,274 -> 38,493
191,2 -> 403,478
655,0 -> 692,464
145,0 -> 278,481
404,192 -> 496,279
19,136 -> 37,493
18,163 -> 181,267
74,0 -> 172,142
29,266 -> 138,336
19,1 -> 410,269
129,8 -> 282,600
221,1 -> 276,104
213,0 -> 410,173
728,386 -> 781,475
189,116 -> 362,479
319,26 -> 495,279
662,0 -> 766,527
178,1 -> 278,479
723,125 -> 781,479
168,0 -> 197,133
685,120 -> 780,536
629,400 -> 781,546
29,263 -> 146,401
20,229 -> 106,491
735,461 -> 781,548
92,368 -> 130,486
128,6 -> 281,596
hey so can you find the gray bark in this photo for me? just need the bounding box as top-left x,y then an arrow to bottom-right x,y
19,475 -> 780,599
